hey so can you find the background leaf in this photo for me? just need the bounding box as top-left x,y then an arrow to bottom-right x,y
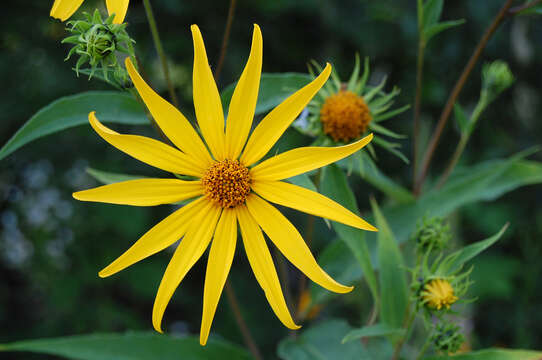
342,323 -> 405,344
0,91 -> 148,161
277,320 -> 367,360
427,348 -> 542,360
0,332 -> 252,360
86,168 -> 144,185
221,73 -> 312,116
371,198 -> 408,330
444,223 -> 508,273
312,154 -> 542,305
320,164 -> 379,304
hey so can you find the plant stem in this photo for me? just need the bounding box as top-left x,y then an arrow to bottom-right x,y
413,0 -> 425,188
392,309 -> 417,360
214,0 -> 237,82
509,0 -> 542,14
142,0 -> 179,107
413,0 -> 516,195
224,281 -> 263,360
415,336 -> 432,360
435,98 -> 486,188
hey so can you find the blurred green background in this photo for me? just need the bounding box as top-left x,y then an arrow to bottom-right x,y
1,0 -> 541,358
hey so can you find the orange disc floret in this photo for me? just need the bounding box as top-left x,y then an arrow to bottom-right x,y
202,159 -> 251,208
319,90 -> 372,142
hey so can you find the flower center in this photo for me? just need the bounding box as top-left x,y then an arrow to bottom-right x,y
202,159 -> 251,208
422,279 -> 458,310
319,90 -> 372,142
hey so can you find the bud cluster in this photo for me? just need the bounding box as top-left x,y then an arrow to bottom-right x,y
63,10 -> 135,87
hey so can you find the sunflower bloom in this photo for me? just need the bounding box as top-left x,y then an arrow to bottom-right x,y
74,24 -> 376,345
421,279 -> 459,310
50,0 -> 129,23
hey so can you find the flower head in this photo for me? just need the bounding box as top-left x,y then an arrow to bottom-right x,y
297,55 -> 410,163
73,25 -> 376,345
421,278 -> 459,310
50,0 -> 129,24
63,10 -> 135,84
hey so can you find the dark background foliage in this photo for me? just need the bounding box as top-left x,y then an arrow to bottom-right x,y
1,0 -> 541,358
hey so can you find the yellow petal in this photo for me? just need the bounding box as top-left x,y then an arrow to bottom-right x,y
250,133 -> 373,181
200,208 -> 237,345
50,0 -> 85,21
237,205 -> 300,330
240,64 -> 331,166
225,24 -> 263,160
191,25 -> 225,160
105,0 -> 129,23
89,112 -> 205,177
152,201 -> 222,333
125,58 -> 213,167
245,194 -> 352,294
73,178 -> 203,206
99,197 -> 207,277
252,180 -> 377,231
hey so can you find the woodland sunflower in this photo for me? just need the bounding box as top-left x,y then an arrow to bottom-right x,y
297,56 -> 410,163
74,24 -> 376,345
50,0 -> 129,23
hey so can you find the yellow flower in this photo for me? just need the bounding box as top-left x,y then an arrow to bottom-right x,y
421,279 -> 459,310
74,24 -> 376,345
50,0 -> 129,24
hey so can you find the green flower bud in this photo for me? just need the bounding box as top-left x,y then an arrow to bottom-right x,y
62,9 -> 135,88
430,322 -> 465,354
412,216 -> 451,254
481,60 -> 514,104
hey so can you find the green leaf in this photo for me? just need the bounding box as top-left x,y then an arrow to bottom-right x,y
320,164 -> 379,305
277,320 -> 368,360
424,19 -> 465,43
371,198 -> 408,330
427,348 -> 542,360
86,167 -> 144,185
339,152 -> 415,204
422,0 -> 444,29
454,103 -> 469,135
312,153 -> 542,305
287,173 -> 318,192
310,239 -> 362,305
221,73 -> 312,116
0,91 -> 148,161
342,323 -> 405,344
442,223 -> 508,273
0,332 -> 252,360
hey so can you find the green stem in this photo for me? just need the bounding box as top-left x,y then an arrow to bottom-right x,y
214,0 -> 237,82
392,309 -> 417,360
414,0 -> 516,195
436,98 -> 486,188
415,336 -> 432,360
224,281 -> 264,360
142,0 -> 179,107
413,0 -> 425,188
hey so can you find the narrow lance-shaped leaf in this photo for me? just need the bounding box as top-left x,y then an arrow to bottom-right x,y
320,164 -> 379,305
86,167 -> 145,185
342,323 -> 406,344
441,223 -> 509,274
0,332 -> 252,360
0,91 -> 148,161
371,197 -> 408,330
426,348 -> 542,360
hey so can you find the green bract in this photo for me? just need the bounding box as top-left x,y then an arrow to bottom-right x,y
63,9 -> 135,87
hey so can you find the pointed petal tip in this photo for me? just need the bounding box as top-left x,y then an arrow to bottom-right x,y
97,270 -> 108,278
199,336 -> 208,346
152,320 -> 164,334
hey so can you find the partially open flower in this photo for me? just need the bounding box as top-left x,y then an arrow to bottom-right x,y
421,278 -> 459,310
297,55 -> 410,163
